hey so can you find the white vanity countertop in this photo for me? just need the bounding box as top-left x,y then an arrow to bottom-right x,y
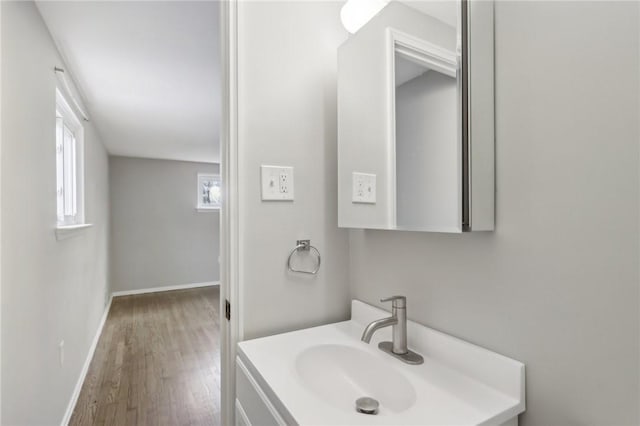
238,300 -> 525,426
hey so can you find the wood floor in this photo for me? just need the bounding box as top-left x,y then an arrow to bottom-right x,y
70,287 -> 221,426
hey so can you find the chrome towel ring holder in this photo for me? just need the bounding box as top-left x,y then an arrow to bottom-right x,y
287,239 -> 321,275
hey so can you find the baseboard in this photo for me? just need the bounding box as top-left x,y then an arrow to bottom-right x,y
111,281 -> 219,297
60,294 -> 113,426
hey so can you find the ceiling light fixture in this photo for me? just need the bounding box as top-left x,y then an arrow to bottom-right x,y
340,0 -> 391,34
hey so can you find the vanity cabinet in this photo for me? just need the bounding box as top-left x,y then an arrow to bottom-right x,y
235,357 -> 286,426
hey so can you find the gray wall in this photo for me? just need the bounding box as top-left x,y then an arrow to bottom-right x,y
110,156 -> 219,292
350,1 -> 639,425
396,70 -> 458,230
237,1 -> 351,339
1,2 -> 110,424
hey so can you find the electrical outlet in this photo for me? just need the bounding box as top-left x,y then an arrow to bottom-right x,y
352,172 -> 376,204
261,165 -> 294,200
279,172 -> 288,193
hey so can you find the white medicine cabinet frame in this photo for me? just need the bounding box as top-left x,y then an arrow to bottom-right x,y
337,0 -> 495,232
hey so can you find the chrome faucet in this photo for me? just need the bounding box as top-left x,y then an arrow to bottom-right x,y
361,296 -> 406,350
361,296 -> 424,365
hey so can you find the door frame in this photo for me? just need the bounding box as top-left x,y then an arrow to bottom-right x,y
220,0 -> 241,425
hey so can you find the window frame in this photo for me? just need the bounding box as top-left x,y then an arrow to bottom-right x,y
197,173 -> 222,211
55,88 -> 86,228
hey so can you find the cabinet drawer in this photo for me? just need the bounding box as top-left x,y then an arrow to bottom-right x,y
236,357 -> 285,426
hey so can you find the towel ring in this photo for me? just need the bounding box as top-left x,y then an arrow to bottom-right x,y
287,240 -> 321,275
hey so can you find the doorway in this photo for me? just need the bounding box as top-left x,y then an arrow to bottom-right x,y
34,1 -> 225,424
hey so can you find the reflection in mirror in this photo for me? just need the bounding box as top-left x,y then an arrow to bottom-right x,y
338,0 -> 495,232
338,0 -> 491,232
393,33 -> 460,231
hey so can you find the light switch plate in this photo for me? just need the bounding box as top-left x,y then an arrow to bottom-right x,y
352,172 -> 376,204
261,165 -> 294,201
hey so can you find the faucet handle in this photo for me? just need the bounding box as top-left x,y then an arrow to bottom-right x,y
380,295 -> 406,308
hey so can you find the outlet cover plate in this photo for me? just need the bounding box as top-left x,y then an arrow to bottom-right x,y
351,172 -> 376,204
352,172 -> 376,204
261,165 -> 294,201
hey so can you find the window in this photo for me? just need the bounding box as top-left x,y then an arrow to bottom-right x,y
56,89 -> 84,226
197,174 -> 221,210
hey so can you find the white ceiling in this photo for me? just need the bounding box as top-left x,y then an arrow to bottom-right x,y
37,1 -> 220,163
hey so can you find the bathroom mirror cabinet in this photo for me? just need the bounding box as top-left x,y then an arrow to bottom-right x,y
337,0 -> 494,232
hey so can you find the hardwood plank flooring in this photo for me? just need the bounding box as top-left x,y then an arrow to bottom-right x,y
70,287 -> 221,426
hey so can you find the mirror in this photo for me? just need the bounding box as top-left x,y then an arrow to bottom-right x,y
337,0 -> 494,232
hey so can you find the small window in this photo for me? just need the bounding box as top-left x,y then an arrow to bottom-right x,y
197,173 -> 221,210
56,89 -> 84,226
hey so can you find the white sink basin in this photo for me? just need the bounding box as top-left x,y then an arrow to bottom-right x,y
237,300 -> 526,425
295,344 -> 417,414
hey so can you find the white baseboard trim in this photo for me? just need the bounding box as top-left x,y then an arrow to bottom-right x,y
112,281 -> 219,297
60,294 -> 113,426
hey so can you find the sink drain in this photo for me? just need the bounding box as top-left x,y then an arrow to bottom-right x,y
355,397 -> 379,415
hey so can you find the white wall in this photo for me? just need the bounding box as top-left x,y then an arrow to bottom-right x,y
349,1 -> 639,425
237,1 -> 351,339
0,1 -> 3,421
1,2 -> 110,424
396,70 -> 458,230
109,156 -> 219,292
